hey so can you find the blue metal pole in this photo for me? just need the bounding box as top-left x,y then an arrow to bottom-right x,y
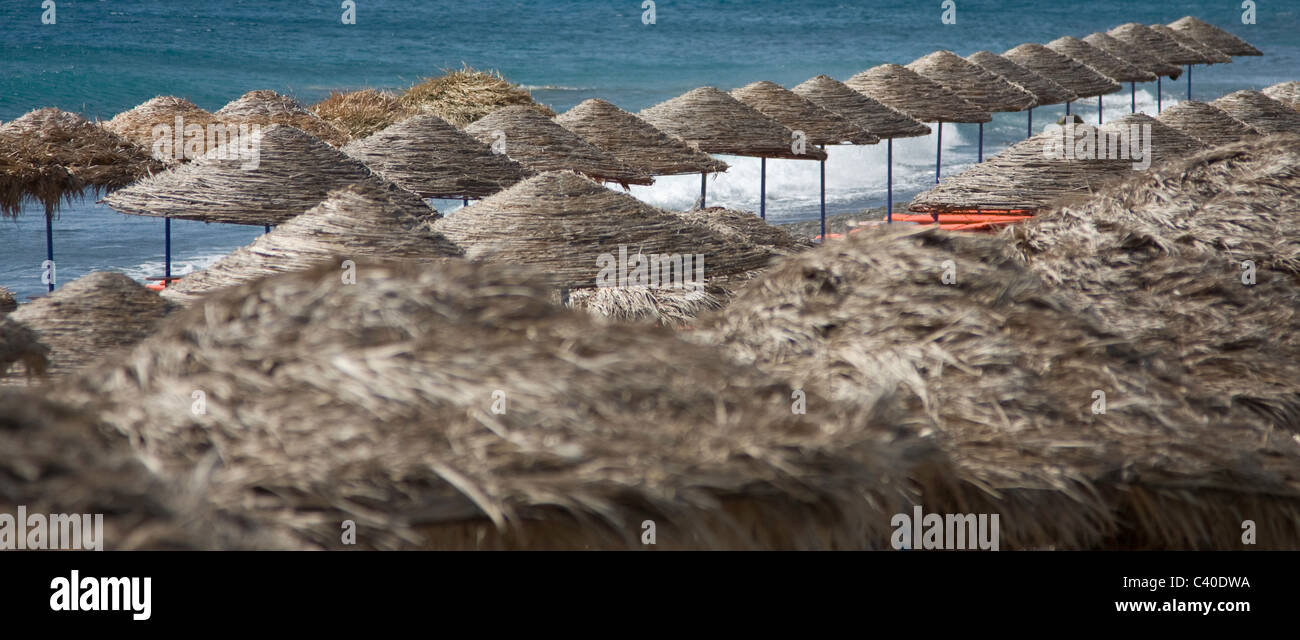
886,138 -> 893,223
935,121 -> 942,183
45,214 -> 54,292
819,145 -> 826,242
759,157 -> 766,220
978,122 -> 983,163
164,217 -> 171,282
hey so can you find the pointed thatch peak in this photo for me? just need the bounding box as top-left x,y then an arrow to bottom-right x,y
310,89 -> 414,142
398,65 -> 556,128
1082,32 -> 1183,79
1047,37 -> 1157,83
966,51 -> 1077,107
730,81 -> 879,145
555,99 -> 728,175
1262,81 -> 1300,111
1107,23 -> 1203,66
791,75 -> 930,139
1003,43 -> 1122,99
906,51 -> 1036,113
463,105 -> 653,185
845,64 -> 992,123
1168,16 -> 1262,56
1148,24 -> 1232,64
434,171 -> 772,288
104,96 -> 217,164
639,87 -> 827,160
103,124 -> 379,226
1156,101 -> 1260,147
1099,113 -> 1208,165
215,90 -> 347,145
342,113 -> 532,199
1210,91 -> 1300,136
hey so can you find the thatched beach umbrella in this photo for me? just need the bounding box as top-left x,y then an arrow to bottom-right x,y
1210,91 -> 1300,135
1107,23 -> 1204,110
966,51 -> 1077,139
1003,43 -> 1121,119
1155,100 -> 1261,147
341,113 -> 531,199
71,259 -> 941,549
216,90 -> 347,146
639,87 -> 826,208
906,51 -> 1035,162
310,89 -> 414,142
791,75 -> 929,222
731,81 -> 878,235
1169,16 -> 1262,57
104,96 -> 217,165
1149,23 -> 1232,101
0,286 -> 16,313
161,181 -> 463,304
845,64 -> 991,183
0,108 -> 162,291
2,271 -> 176,383
555,99 -> 727,177
1046,37 -> 1156,124
1262,82 -> 1300,111
1099,113 -> 1208,167
0,316 -> 49,379
399,65 -> 555,128
1082,32 -> 1184,113
463,105 -> 652,187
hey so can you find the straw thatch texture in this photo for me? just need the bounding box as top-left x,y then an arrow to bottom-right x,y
1210,91 -> 1300,135
2,272 -> 176,383
463,106 -> 653,186
399,66 -> 556,128
1149,24 -> 1232,64
845,64 -> 992,123
0,145 -> 77,217
555,99 -> 728,176
161,181 -> 463,305
566,284 -> 729,329
906,51 -> 1036,113
1262,82 -> 1300,111
965,51 -> 1078,107
639,87 -> 828,160
1169,16 -> 1262,56
342,113 -> 532,198
104,96 -> 217,165
697,224 -> 1300,549
676,207 -> 812,257
1100,113 -> 1208,165
1003,44 -> 1122,99
730,81 -> 879,145
103,124 -> 379,226
70,259 -> 944,549
310,89 -> 414,142
215,90 -> 347,146
1082,32 -> 1184,80
790,76 -> 930,139
1046,37 -> 1157,83
1156,100 -> 1261,147
0,316 -> 48,378
0,287 -> 16,313
1107,23 -> 1203,66
435,172 -> 772,289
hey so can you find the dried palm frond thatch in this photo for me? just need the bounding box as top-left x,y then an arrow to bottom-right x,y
104,96 -> 217,165
675,207 -> 812,257
730,81 -> 879,145
906,51 -> 1036,113
1002,43 -> 1122,99
399,66 -> 555,128
1155,100 -> 1261,147
639,87 -> 828,160
69,260 -> 946,549
463,106 -> 653,186
845,64 -> 992,123
1168,16 -> 1262,56
965,51 -> 1078,107
566,284 -> 728,329
1149,24 -> 1232,64
1046,37 -> 1157,83
103,124 -> 379,226
342,113 -> 532,198
555,99 -> 728,176
1210,91 -> 1300,135
1107,23 -> 1203,66
1082,32 -> 1184,79
0,316 -> 48,378
790,75 -> 930,139
310,89 -> 414,141
161,180 -> 463,304
2,272 -> 176,383
1099,113 -> 1208,165
698,224 -> 1300,549
1262,81 -> 1300,111
215,90 -> 347,146
0,146 -> 78,217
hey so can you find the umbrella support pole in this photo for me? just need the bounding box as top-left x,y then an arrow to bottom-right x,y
978,122 -> 983,163
700,172 -> 706,209
463,198 -> 469,207
760,157 -> 766,220
886,138 -> 893,223
935,121 -> 942,183
1065,101 -> 1071,116
264,225 -> 271,234
45,214 -> 54,292
1099,95 -> 1103,125
1027,108 -> 1032,139
1187,65 -> 1192,100
1157,77 -> 1162,113
1131,82 -> 1136,113
164,217 -> 171,283
819,146 -> 826,243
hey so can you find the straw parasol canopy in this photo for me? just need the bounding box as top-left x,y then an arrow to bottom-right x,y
0,141 -> 78,217
435,171 -> 771,289
638,87 -> 827,160
698,224 -> 1300,549
844,64 -> 992,123
1261,82 -> 1300,112
1002,44 -> 1122,99
790,75 -> 930,139
555,99 -> 728,176
905,51 -> 1036,113
310,89 -> 414,142
2,271 -> 176,383
1082,32 -> 1183,79
676,207 -> 812,257
399,65 -> 555,128
69,259 -> 942,549
215,90 -> 347,146
0,316 -> 49,378
1210,91 -> 1300,135
1104,112 -> 1208,160
1168,16 -> 1262,57
103,124 -> 380,226
104,96 -> 217,165
965,51 -> 1078,107
730,81 -> 879,145
1155,100 -> 1261,147
1046,37 -> 1157,83
463,106 -> 653,186
1107,23 -> 1203,66
161,181 -> 464,304
341,113 -> 532,199
1148,24 -> 1232,64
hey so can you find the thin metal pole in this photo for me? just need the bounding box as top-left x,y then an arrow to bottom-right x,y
1098,95 -> 1103,125
935,121 -> 942,183
1065,101 -> 1071,116
45,214 -> 54,292
886,139 -> 893,223
164,217 -> 172,282
463,198 -> 469,207
700,172 -> 706,208
1131,82 -> 1136,113
1187,64 -> 1192,100
759,157 -> 766,220
978,122 -> 983,163
1027,108 -> 1032,139
264,225 -> 271,234
1157,77 -> 1162,113
819,145 -> 826,242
